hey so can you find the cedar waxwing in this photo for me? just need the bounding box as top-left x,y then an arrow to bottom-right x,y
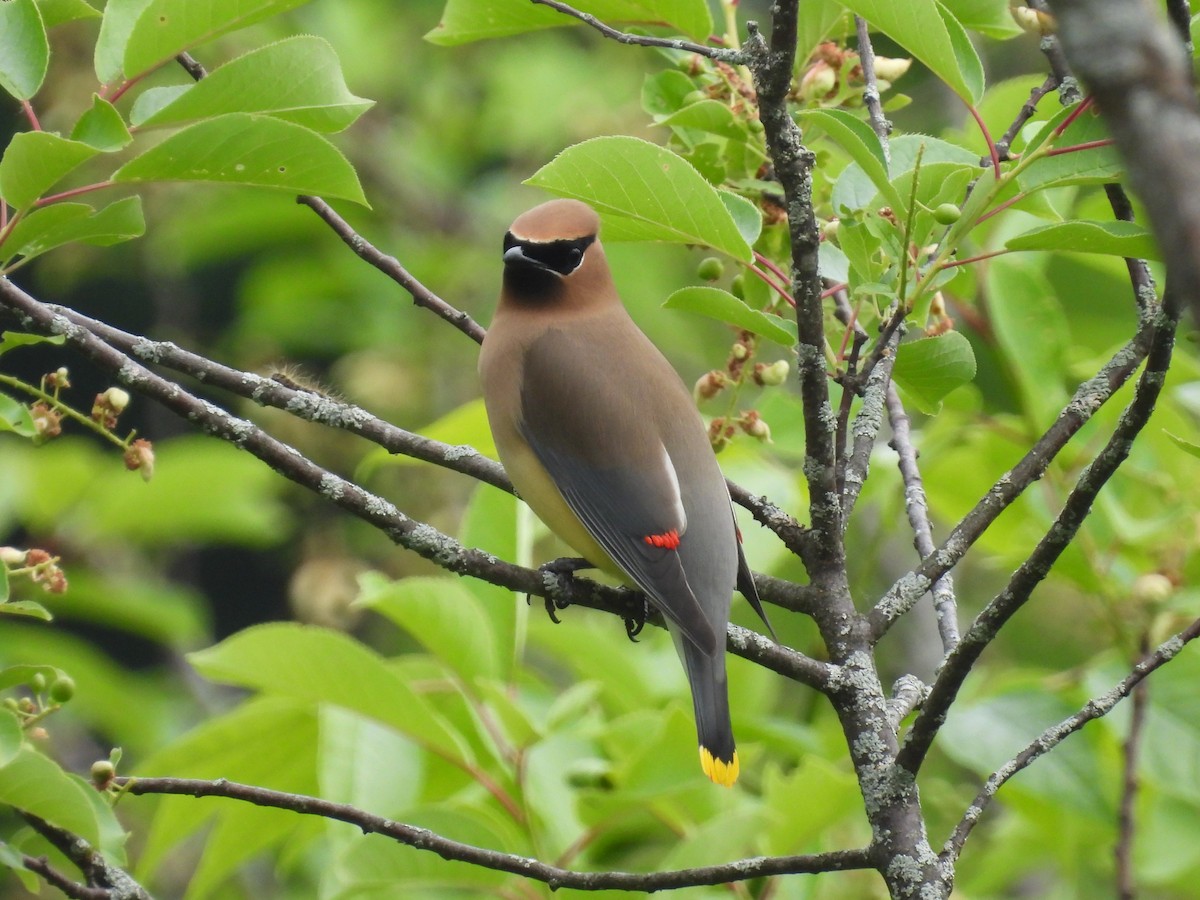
478,199 -> 768,787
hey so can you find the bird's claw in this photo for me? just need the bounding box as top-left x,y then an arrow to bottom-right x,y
529,557 -> 591,624
623,597 -> 650,642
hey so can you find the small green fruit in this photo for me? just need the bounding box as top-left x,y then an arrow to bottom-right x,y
49,676 -> 75,704
729,274 -> 746,299
933,203 -> 962,225
91,760 -> 116,788
682,90 -> 708,106
697,257 -> 724,281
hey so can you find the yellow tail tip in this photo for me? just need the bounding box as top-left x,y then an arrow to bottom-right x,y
699,746 -> 739,787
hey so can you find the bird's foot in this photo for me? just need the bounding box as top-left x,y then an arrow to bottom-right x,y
530,557 -> 592,624
623,596 -> 651,642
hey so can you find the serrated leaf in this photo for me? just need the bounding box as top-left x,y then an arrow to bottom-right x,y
426,0 -> 712,46
0,132 -> 99,212
664,286 -> 796,346
0,746 -> 100,843
891,330 -> 977,414
527,136 -> 751,260
943,0 -> 1022,38
112,113 -> 367,205
136,36 -> 373,133
798,108 -> 903,213
188,623 -> 473,764
841,0 -> 984,102
122,0 -> 313,78
36,0 -> 100,27
3,198 -> 146,266
0,0 -> 49,101
0,394 -> 36,438
1006,220 -> 1161,261
129,84 -> 190,125
355,573 -> 501,683
642,69 -> 693,118
70,95 -> 133,150
94,0 -> 152,83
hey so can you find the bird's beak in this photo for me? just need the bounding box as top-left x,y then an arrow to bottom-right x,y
503,245 -> 549,270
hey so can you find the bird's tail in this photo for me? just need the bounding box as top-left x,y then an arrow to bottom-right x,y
681,639 -> 738,787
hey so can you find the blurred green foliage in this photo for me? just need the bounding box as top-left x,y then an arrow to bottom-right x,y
0,0 -> 1198,898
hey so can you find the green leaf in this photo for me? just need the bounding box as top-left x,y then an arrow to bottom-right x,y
831,133 -> 977,214
128,84 -> 190,125
0,665 -> 69,693
0,712 -> 16,768
1165,431 -> 1200,461
3,198 -> 146,266
1006,220 -> 1161,261
135,36 -> 373,133
94,0 -> 153,83
527,136 -> 752,260
891,330 -> 977,414
0,132 -> 99,211
0,746 -> 101,843
840,0 -> 984,102
943,0 -> 1023,38
0,394 -> 35,437
986,256 -> 1070,425
112,113 -> 368,205
0,131 -> 100,212
355,573 -> 502,684
188,623 -> 473,764
0,566 -> 7,604
122,0 -> 314,78
718,190 -> 763,248
0,0 -> 49,100
36,0 -> 101,27
1019,104 -> 1120,192
663,286 -> 796,346
70,95 -> 133,151
0,600 -> 53,620
657,99 -> 749,142
798,108 -> 903,213
0,331 -> 65,355
426,0 -> 712,46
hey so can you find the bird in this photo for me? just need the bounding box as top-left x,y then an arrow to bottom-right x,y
478,198 -> 769,787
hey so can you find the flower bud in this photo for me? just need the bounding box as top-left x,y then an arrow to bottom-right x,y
0,547 -> 25,565
731,342 -> 749,361
30,403 -> 62,441
754,359 -> 790,386
798,61 -> 838,103
740,410 -> 772,442
101,387 -> 130,414
1132,572 -> 1174,605
708,417 -> 730,452
694,370 -> 727,402
91,760 -> 116,789
124,439 -> 155,482
872,56 -> 912,83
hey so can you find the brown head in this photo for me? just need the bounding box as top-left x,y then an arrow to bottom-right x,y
501,199 -> 617,311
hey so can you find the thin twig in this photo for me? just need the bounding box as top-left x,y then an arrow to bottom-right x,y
870,317 -> 1156,638
941,615 -> 1200,866
116,776 -> 872,890
296,196 -> 487,344
527,0 -> 745,62
1115,633 -> 1151,900
21,813 -> 153,899
21,856 -> 112,900
885,382 -> 959,653
0,279 -> 827,688
854,17 -> 890,159
994,75 -> 1056,161
898,293 -> 1181,776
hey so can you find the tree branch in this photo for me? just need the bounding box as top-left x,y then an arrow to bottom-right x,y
1115,633 -> 1150,900
116,776 -> 872,890
0,279 -> 830,688
526,0 -> 745,62
869,317 -> 1156,638
20,814 -> 152,899
854,16 -> 891,156
940,614 -> 1200,868
898,292 -> 1181,776
21,855 -> 113,900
